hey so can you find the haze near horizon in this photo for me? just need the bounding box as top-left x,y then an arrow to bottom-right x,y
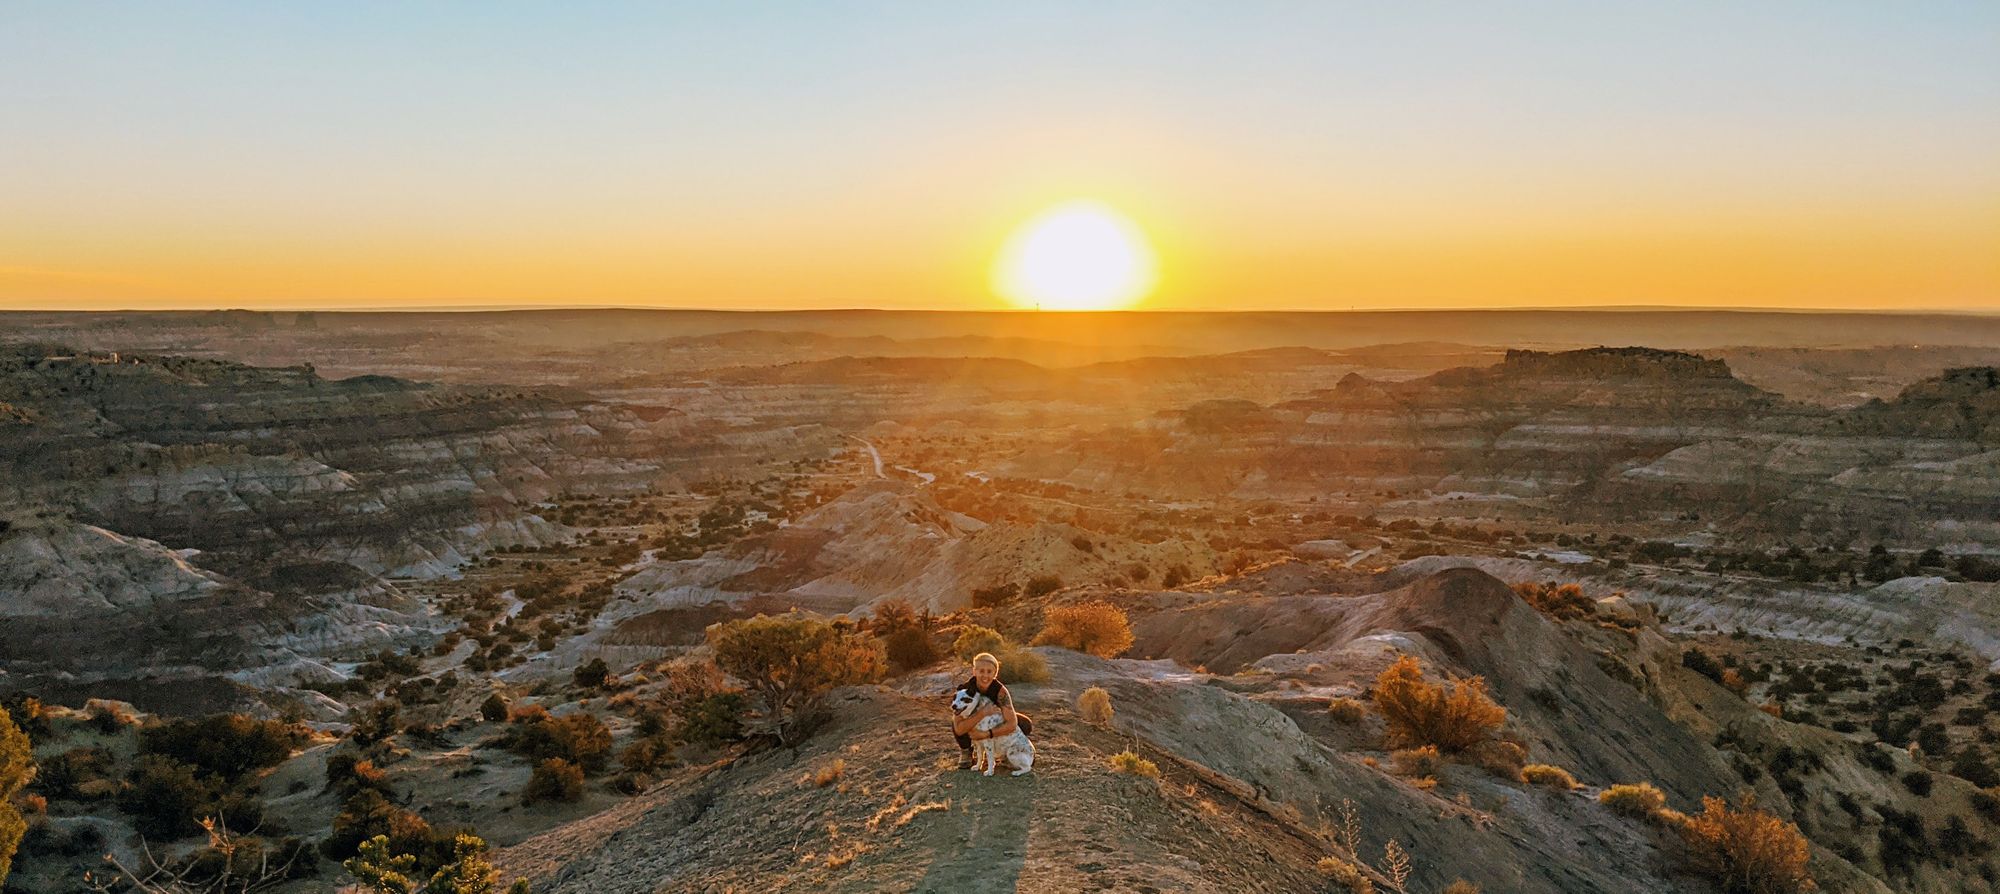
3,2 -> 1996,312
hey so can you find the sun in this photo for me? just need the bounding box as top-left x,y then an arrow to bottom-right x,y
992,200 -> 1157,310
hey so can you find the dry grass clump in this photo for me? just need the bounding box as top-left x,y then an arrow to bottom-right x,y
1033,602 -> 1135,658
952,625 -> 1006,661
1672,795 -> 1816,894
1510,581 -> 1595,620
995,646 -> 1050,684
1390,745 -> 1444,780
1757,701 -> 1783,719
1443,882 -> 1481,894
1521,764 -> 1578,790
1599,781 -> 1667,818
812,758 -> 846,787
523,757 -> 584,804
1327,697 -> 1367,724
1315,856 -> 1375,893
1469,740 -> 1527,782
1077,687 -> 1114,725
1109,750 -> 1160,778
1372,656 -> 1506,753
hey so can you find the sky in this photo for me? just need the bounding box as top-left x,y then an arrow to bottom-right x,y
2,2 -> 1996,312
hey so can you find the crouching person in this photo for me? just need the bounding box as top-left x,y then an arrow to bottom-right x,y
952,651 -> 1033,770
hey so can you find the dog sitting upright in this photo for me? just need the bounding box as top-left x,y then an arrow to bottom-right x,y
951,689 -> 1035,776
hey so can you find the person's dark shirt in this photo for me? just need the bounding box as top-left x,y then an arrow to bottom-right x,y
959,676 -> 1012,709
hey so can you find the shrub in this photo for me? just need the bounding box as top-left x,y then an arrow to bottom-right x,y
619,737 -> 674,775
573,658 -> 611,689
84,699 -> 135,734
345,831 -> 502,894
1674,795 -> 1815,894
1511,581 -> 1595,620
868,599 -> 923,635
1077,687 -> 1114,725
678,692 -> 748,747
1024,574 -> 1064,599
324,752 -> 392,797
707,613 -> 886,744
1391,746 -> 1443,780
507,712 -> 613,773
1682,648 -> 1725,685
1972,788 -> 2000,824
952,625 -> 1006,662
34,745 -> 113,801
1901,771 -> 1933,796
1327,697 -> 1367,724
1109,750 -> 1159,778
138,714 -> 302,782
1600,782 -> 1667,818
524,758 -> 585,804
1522,764 -> 1578,790
1372,656 -> 1506,753
1033,602 -> 1134,658
117,755 -> 225,839
479,694 -> 509,723
883,627 -> 942,672
1316,856 -> 1375,893
0,705 -> 30,888
970,582 -> 1018,608
323,789 -> 438,863
1470,740 -> 1527,782
812,759 -> 845,787
995,646 -> 1049,685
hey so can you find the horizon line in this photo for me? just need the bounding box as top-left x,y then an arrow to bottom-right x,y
4,303 -> 2000,316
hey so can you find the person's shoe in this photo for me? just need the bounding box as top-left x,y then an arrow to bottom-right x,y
957,750 -> 975,770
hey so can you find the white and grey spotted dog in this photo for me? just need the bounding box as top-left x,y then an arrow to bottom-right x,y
951,689 -> 1035,776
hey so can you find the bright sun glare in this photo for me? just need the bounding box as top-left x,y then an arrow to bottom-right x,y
993,200 -> 1157,311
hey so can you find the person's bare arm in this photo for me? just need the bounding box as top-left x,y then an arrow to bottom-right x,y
987,705 -> 1019,737
954,706 -> 1003,738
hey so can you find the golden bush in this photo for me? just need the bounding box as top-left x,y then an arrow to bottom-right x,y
1315,856 -> 1375,893
1470,740 -> 1528,782
1600,781 -> 1667,818
1109,750 -> 1159,778
1522,764 -> 1578,790
1391,745 -> 1444,779
1676,795 -> 1816,894
1033,602 -> 1135,658
1372,656 -> 1506,753
1510,581 -> 1595,620
1077,687 -> 1114,725
1327,697 -> 1367,724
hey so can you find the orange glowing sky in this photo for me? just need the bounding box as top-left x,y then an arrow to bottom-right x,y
2,4 -> 1996,311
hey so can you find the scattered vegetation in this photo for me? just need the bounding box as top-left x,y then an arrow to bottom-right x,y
1327,697 -> 1367,724
524,758 -> 585,804
1521,764 -> 1578,790
1372,656 -> 1506,753
1511,581 -> 1596,621
0,705 -> 31,887
1033,601 -> 1134,658
707,613 -> 886,744
1599,782 -> 1667,818
1109,750 -> 1160,778
1390,745 -> 1443,781
1672,795 -> 1816,894
1077,687 -> 1114,725
344,831 -> 513,894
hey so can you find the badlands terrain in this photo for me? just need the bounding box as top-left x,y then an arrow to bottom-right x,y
2,309 -> 1999,893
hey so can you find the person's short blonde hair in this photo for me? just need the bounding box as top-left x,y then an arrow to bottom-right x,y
972,652 -> 1001,669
